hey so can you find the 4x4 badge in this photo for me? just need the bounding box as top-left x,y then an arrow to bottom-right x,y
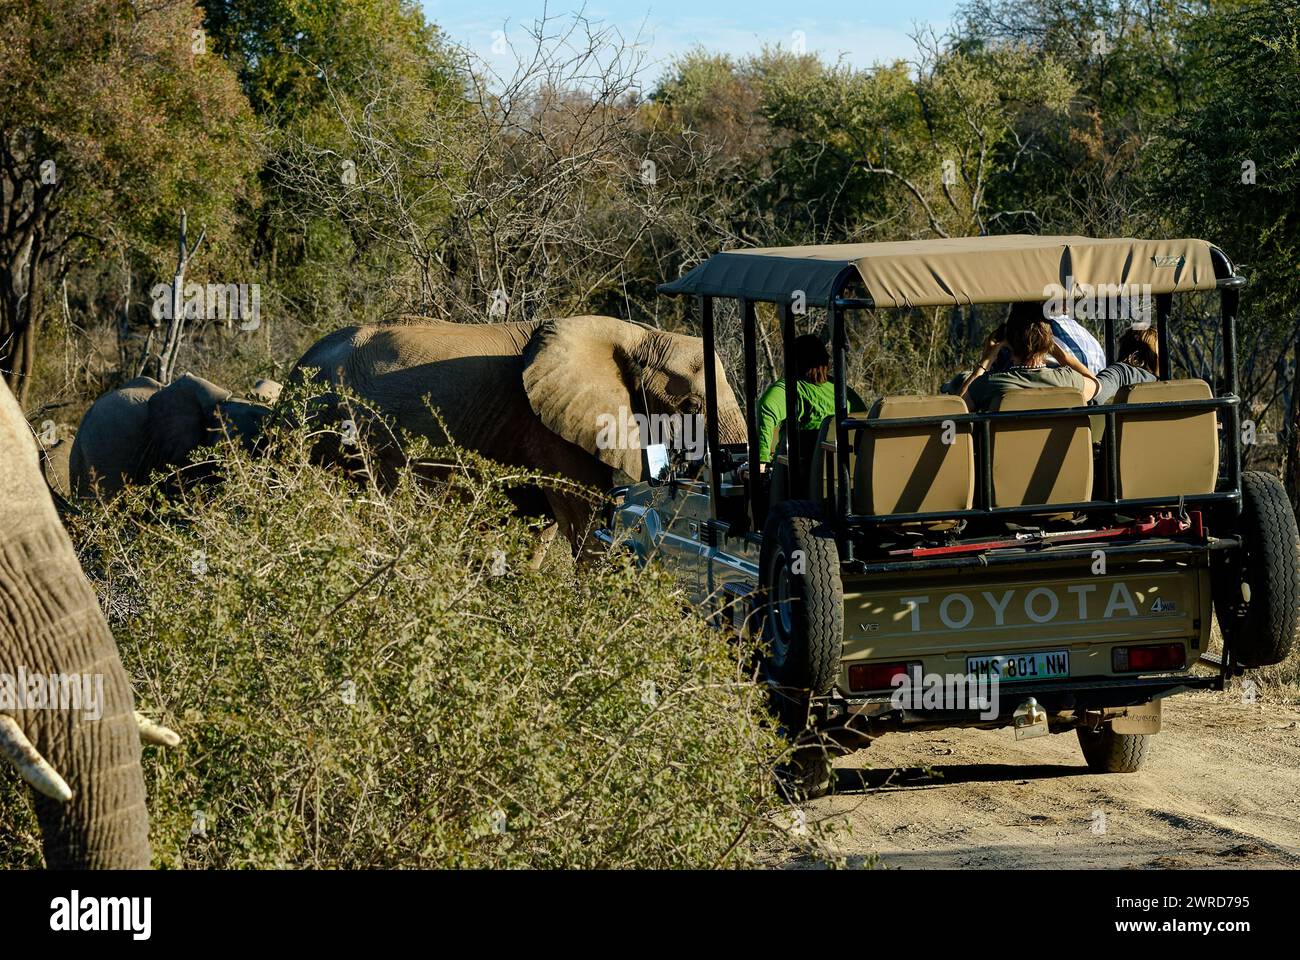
1151,597 -> 1178,613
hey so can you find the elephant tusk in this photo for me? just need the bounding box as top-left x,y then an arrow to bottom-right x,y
0,715 -> 73,803
134,711 -> 181,748
251,378 -> 283,404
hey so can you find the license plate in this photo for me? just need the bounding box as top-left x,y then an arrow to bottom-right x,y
967,650 -> 1069,682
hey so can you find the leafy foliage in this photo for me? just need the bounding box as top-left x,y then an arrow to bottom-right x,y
0,0 -> 258,400
0,408 -> 792,868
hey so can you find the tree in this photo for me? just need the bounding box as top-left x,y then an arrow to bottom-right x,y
198,0 -> 465,329
269,12 -> 659,323
1144,0 -> 1300,511
0,0 -> 256,405
956,0 -> 1233,234
660,40 -> 1074,244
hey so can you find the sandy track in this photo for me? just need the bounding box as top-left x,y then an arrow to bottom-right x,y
780,691 -> 1300,869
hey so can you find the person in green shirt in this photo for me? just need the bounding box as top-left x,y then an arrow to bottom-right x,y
961,302 -> 1099,411
753,334 -> 863,468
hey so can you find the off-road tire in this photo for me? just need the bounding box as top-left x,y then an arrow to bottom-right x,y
1213,471 -> 1300,668
775,747 -> 835,801
758,499 -> 844,696
1076,725 -> 1150,773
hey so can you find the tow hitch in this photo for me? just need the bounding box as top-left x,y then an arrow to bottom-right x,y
1013,697 -> 1049,740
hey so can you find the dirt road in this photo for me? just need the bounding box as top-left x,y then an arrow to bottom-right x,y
785,690 -> 1300,868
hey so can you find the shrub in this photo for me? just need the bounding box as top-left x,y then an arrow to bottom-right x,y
1,411 -> 789,868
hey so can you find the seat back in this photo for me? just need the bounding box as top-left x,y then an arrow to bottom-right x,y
806,418 -> 857,505
774,429 -> 816,502
794,427 -> 821,488
807,418 -> 833,503
769,454 -> 789,505
853,395 -> 974,518
989,387 -> 1091,508
1115,379 -> 1218,498
769,426 -> 822,506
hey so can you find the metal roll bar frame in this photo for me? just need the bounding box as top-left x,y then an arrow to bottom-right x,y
681,265 -> 1247,566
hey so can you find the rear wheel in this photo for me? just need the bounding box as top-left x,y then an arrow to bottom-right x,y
1213,471 -> 1300,668
775,746 -> 835,801
1076,724 -> 1150,773
758,500 -> 844,696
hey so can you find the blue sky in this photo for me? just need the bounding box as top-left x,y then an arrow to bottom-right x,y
420,1 -> 965,79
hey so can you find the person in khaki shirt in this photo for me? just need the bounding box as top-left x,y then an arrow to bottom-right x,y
960,302 -> 1100,412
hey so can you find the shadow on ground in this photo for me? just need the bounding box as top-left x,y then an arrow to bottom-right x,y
831,761 -> 1090,794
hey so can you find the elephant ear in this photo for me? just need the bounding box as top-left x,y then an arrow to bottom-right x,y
145,372 -> 232,467
213,400 -> 272,452
522,315 -> 640,478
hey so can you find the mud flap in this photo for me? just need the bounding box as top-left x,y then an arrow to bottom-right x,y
1111,699 -> 1162,735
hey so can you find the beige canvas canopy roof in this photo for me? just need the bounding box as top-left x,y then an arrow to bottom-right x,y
658,235 -> 1233,308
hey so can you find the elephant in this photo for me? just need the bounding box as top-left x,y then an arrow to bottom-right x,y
1,377 -> 178,867
69,372 -> 278,498
291,315 -> 747,548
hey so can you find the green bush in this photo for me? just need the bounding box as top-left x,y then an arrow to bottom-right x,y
1,411 -> 789,868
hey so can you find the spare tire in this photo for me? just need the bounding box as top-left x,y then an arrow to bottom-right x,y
1214,471 -> 1300,668
759,499 -> 844,695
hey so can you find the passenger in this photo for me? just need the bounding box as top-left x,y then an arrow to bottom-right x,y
961,302 -> 1100,411
985,310 -> 1106,375
749,334 -> 862,474
1092,325 -> 1160,405
942,306 -> 1105,396
1043,312 -> 1107,374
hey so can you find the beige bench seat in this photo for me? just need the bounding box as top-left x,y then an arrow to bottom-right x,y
1114,379 -> 1218,498
988,387 -> 1092,508
852,395 -> 974,524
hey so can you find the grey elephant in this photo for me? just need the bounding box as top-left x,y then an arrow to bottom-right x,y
291,315 -> 747,547
1,378 -> 178,867
70,372 -> 278,498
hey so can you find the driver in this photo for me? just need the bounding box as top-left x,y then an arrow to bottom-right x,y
737,334 -> 863,481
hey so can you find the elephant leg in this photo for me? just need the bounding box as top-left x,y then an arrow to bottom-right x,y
304,399 -> 406,492
543,490 -> 603,563
528,522 -> 560,571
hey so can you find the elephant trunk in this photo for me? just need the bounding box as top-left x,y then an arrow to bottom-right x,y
0,523 -> 150,868
716,404 -> 748,447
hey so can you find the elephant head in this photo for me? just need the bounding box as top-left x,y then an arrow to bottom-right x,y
70,372 -> 275,497
1,378 -> 178,867
522,315 -> 747,480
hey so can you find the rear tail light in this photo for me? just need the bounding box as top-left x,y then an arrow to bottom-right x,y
848,662 -> 916,692
1113,643 -> 1186,672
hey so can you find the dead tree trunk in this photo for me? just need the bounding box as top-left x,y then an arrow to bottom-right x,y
0,130 -> 57,407
150,209 -> 204,384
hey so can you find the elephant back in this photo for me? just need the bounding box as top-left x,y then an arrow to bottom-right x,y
290,326 -> 366,386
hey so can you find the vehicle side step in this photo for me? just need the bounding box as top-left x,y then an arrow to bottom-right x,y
1199,650 -> 1223,667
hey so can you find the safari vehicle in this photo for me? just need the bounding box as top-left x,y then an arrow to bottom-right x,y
597,236 -> 1300,795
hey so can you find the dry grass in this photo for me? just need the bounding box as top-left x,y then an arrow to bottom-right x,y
1,399 -> 805,868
